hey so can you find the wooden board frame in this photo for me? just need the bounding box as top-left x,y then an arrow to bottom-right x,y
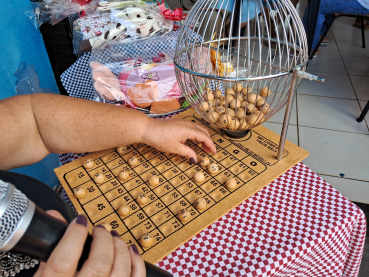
55,108 -> 308,264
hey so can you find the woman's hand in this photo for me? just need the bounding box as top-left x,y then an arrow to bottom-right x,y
142,118 -> 217,163
34,211 -> 145,277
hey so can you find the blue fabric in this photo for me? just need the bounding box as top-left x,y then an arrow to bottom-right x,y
357,0 -> 369,10
215,0 -> 261,23
302,0 -> 369,50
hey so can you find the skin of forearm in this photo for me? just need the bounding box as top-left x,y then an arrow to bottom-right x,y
0,93 -> 153,170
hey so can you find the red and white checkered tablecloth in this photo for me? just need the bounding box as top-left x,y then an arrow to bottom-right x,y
59,153 -> 366,277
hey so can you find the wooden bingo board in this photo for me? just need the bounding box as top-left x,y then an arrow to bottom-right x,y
55,108 -> 308,264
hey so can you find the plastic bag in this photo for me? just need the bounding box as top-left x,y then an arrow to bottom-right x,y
25,2 -> 51,28
89,36 -> 188,115
72,2 -> 172,53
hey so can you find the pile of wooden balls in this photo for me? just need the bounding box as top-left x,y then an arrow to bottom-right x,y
199,84 -> 271,130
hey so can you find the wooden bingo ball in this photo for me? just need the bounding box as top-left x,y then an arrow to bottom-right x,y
204,92 -> 214,101
200,157 -> 210,167
98,222 -> 112,232
236,94 -> 243,102
94,173 -> 105,184
219,100 -> 226,107
216,106 -> 225,116
218,114 -> 231,128
256,99 -> 266,108
239,118 -> 249,130
129,156 -> 139,166
208,100 -> 216,110
194,197 -> 207,210
246,103 -> 255,115
233,83 -> 243,93
214,89 -> 222,98
228,118 -> 240,130
206,111 -> 219,123
136,193 -> 148,205
208,163 -> 218,174
178,209 -> 191,222
118,170 -> 129,181
83,159 -> 94,169
200,101 -> 209,112
259,102 -> 270,114
225,178 -> 237,190
260,87 -> 271,97
247,94 -> 260,104
74,187 -> 87,199
241,101 -> 247,109
225,95 -> 234,106
241,86 -> 252,96
117,204 -> 130,217
194,171 -> 205,183
236,110 -> 246,120
248,114 -> 265,125
230,99 -> 241,109
226,88 -> 235,96
148,175 -> 159,187
140,233 -> 153,248
226,109 -> 235,118
117,146 -> 127,154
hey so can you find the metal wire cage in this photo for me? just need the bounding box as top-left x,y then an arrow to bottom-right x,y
174,0 -> 324,159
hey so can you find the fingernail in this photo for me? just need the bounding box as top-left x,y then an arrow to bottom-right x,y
95,224 -> 105,228
111,230 -> 120,237
190,158 -> 197,165
131,244 -> 140,255
76,214 -> 87,227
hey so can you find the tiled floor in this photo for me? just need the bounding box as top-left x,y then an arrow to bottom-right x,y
165,0 -> 369,275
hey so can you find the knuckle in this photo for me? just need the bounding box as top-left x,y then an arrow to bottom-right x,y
43,257 -> 74,276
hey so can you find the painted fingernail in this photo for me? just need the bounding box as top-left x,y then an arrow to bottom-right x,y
190,158 -> 197,165
131,244 -> 140,255
111,230 -> 120,237
95,224 -> 105,228
76,214 -> 87,227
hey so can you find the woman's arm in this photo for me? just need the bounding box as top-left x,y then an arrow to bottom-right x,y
0,94 -> 216,170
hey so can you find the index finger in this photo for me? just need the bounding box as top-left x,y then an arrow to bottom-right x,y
187,127 -> 217,154
41,214 -> 88,277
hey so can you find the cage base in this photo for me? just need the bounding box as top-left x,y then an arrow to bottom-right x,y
223,129 -> 250,139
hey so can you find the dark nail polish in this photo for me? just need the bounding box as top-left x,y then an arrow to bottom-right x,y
131,244 -> 140,255
111,230 -> 120,237
190,158 -> 197,165
95,224 -> 105,228
76,214 -> 87,227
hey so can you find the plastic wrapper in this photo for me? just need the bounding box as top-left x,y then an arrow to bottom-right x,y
72,1 -> 172,53
26,0 -> 99,27
89,36 -> 188,115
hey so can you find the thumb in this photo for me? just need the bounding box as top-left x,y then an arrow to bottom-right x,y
175,143 -> 198,164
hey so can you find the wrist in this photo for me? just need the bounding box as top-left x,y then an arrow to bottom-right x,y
141,116 -> 155,145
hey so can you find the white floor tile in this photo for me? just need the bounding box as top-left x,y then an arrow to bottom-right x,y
297,94 -> 369,134
306,54 -> 347,75
342,56 -> 369,77
266,96 -> 298,125
350,75 -> 369,101
316,39 -> 340,56
331,17 -> 357,30
336,40 -> 369,58
261,122 -> 299,145
298,71 -> 356,99
333,28 -> 369,45
299,127 -> 369,181
320,175 -> 369,204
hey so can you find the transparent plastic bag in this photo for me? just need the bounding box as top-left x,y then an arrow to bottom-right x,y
73,2 -> 172,53
89,37 -> 189,115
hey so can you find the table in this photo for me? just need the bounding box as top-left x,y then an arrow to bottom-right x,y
59,151 -> 366,276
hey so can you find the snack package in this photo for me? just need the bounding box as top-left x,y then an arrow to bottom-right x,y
90,36 -> 189,115
72,1 -> 172,53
